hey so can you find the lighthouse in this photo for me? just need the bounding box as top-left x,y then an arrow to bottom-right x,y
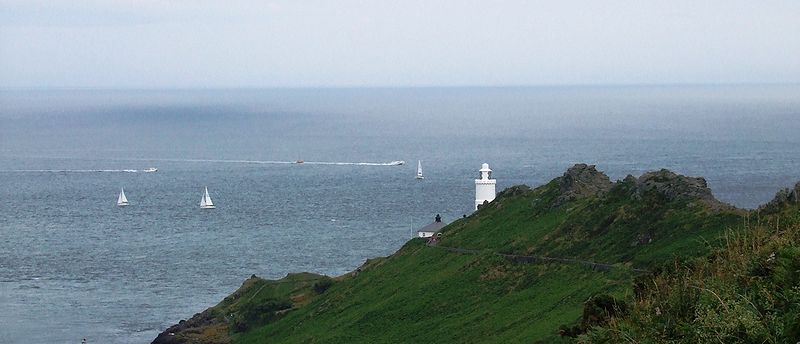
475,163 -> 496,210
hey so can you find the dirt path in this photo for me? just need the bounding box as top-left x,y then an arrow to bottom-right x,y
429,244 -> 648,273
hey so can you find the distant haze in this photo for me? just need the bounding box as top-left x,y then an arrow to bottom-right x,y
1,0 -> 799,88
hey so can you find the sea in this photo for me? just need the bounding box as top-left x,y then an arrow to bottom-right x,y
1,85 -> 799,343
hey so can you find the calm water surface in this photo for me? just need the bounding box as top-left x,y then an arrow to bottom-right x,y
1,86 -> 799,343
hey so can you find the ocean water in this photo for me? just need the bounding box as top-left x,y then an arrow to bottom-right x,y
1,86 -> 799,343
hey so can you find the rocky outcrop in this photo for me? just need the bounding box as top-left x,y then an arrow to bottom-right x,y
549,165 -> 729,209
759,181 -> 800,213
555,164 -> 613,206
634,169 -> 718,204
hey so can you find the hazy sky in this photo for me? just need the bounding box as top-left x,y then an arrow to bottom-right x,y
1,0 -> 799,88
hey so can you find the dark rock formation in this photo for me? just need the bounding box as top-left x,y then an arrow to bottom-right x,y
759,181 -> 800,213
556,164 -> 613,205
634,169 -> 718,204
549,165 -> 729,209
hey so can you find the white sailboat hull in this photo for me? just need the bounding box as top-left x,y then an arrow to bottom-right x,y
118,188 -> 129,206
200,187 -> 215,209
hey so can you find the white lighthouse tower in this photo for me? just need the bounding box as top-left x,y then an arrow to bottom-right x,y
475,163 -> 496,210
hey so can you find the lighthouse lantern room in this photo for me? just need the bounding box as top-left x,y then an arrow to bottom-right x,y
474,163 -> 497,210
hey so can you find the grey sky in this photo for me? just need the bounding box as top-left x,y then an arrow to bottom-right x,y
1,0 -> 799,88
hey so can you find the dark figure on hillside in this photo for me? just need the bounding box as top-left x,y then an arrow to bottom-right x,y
435,214 -> 441,223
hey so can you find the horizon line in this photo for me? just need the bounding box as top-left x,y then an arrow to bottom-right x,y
2,82 -> 799,92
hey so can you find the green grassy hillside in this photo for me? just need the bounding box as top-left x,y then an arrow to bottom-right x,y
237,240 -> 634,343
154,164 -> 782,344
441,167 -> 743,267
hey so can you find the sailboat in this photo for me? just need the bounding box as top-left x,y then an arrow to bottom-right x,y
117,188 -> 129,207
200,187 -> 216,209
415,160 -> 424,180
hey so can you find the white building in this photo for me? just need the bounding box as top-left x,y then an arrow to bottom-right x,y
417,214 -> 446,238
475,163 -> 496,210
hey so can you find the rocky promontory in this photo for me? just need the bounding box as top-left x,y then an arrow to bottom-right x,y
152,164 -> 797,344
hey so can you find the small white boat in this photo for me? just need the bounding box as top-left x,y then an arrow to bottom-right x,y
415,160 -> 424,180
117,188 -> 129,207
200,186 -> 216,209
143,167 -> 158,173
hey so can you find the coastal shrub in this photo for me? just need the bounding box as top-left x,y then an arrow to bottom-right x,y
581,222 -> 800,343
233,299 -> 293,332
559,294 -> 627,338
773,246 -> 800,339
312,277 -> 334,294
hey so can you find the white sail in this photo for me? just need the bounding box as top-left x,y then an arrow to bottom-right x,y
200,187 -> 215,209
117,188 -> 129,206
416,160 -> 424,179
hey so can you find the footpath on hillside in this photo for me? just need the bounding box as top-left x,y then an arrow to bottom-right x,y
425,241 -> 648,273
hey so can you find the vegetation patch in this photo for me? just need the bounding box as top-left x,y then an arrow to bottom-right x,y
581,212 -> 800,343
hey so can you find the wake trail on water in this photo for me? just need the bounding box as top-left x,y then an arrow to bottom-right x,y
112,158 -> 406,166
0,159 -> 405,173
0,169 -> 142,173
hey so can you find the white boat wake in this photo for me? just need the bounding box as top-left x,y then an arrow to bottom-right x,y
0,159 -> 405,173
112,158 -> 406,166
301,160 -> 406,166
0,169 -> 144,173
0,167 -> 158,173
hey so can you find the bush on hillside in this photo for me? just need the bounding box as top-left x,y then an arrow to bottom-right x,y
559,294 -> 628,338
232,299 -> 293,332
312,277 -> 334,294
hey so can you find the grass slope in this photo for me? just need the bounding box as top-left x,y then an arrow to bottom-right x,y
237,240 -> 635,343
441,177 -> 743,267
